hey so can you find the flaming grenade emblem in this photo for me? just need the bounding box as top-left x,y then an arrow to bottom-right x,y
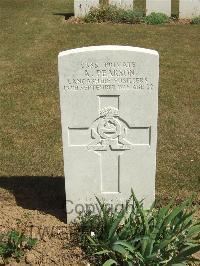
88,107 -> 132,151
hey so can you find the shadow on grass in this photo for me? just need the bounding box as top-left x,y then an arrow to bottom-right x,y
0,176 -> 66,223
53,12 -> 74,20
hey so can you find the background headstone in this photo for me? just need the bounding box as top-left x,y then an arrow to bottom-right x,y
58,46 -> 159,222
109,0 -> 133,9
121,0 -> 133,9
109,0 -> 121,6
179,0 -> 200,18
74,0 -> 99,17
146,0 -> 171,16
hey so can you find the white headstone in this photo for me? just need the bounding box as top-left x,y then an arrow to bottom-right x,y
109,0 -> 133,9
179,0 -> 200,18
58,46 -> 159,222
146,0 -> 171,16
109,0 -> 121,6
74,0 -> 99,17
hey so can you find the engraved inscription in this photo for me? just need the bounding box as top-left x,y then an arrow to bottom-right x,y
64,61 -> 154,91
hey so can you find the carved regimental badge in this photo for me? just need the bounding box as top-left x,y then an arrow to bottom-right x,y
88,107 -> 132,151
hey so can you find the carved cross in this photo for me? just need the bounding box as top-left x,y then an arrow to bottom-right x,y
68,95 -> 151,193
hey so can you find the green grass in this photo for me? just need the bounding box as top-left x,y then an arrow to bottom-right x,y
0,0 -> 200,204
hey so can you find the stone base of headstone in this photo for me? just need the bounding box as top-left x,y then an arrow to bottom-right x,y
146,0 -> 171,16
179,0 -> 200,19
74,0 -> 99,17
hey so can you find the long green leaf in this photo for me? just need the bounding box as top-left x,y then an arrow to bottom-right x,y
134,251 -> 145,262
130,236 -> 149,244
95,196 -> 116,237
95,249 -> 112,255
118,220 -> 133,239
103,259 -> 118,266
173,210 -> 194,233
86,235 -> 97,245
141,237 -> 148,256
112,243 -> 133,260
131,189 -> 149,236
113,240 -> 135,253
143,236 -> 155,257
171,244 -> 200,263
112,243 -> 129,257
143,205 -> 172,255
171,263 -> 187,266
95,197 -> 109,226
178,244 -> 200,257
152,200 -> 173,239
162,198 -> 193,229
187,223 -> 200,238
158,236 -> 176,250
108,209 -> 126,241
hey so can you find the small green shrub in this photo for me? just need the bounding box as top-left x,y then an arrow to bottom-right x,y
84,5 -> 143,24
78,190 -> 200,266
118,9 -> 144,24
191,16 -> 200,25
145,12 -> 169,25
0,230 -> 37,263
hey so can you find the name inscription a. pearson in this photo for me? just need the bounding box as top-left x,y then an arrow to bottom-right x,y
63,61 -> 154,92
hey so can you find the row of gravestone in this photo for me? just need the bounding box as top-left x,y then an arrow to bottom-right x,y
74,0 -> 200,19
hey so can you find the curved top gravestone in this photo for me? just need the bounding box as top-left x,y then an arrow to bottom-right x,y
146,0 -> 171,16
58,46 -> 159,222
179,0 -> 200,19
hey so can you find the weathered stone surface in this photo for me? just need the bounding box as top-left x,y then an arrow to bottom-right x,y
179,0 -> 200,18
58,46 -> 159,222
74,0 -> 99,17
146,0 -> 171,16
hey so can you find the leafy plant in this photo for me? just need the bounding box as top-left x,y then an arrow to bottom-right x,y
118,9 -> 144,24
144,12 -> 170,25
191,16 -> 200,25
78,190 -> 200,265
84,5 -> 143,24
0,230 -> 37,263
